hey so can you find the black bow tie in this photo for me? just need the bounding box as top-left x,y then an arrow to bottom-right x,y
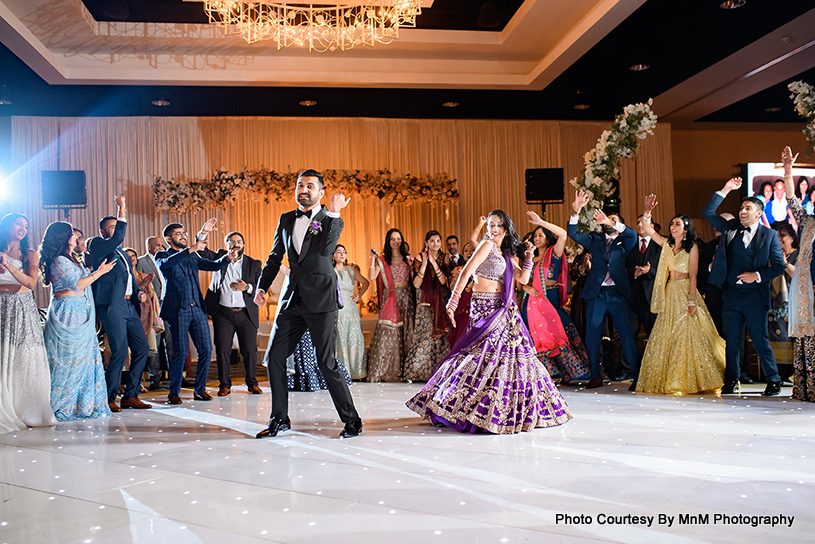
295,209 -> 313,219
736,224 -> 748,233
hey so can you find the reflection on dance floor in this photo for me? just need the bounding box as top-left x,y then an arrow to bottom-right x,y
0,382 -> 813,543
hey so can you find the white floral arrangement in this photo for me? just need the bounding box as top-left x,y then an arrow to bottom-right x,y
789,80 -> 815,156
152,168 -> 459,214
569,99 -> 658,233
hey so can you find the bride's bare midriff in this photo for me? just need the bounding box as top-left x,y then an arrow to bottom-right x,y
473,277 -> 502,293
394,281 -> 410,288
669,271 -> 689,281
54,289 -> 80,297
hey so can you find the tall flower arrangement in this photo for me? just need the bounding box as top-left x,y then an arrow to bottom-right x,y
569,99 -> 658,233
789,81 -> 815,156
152,168 -> 458,214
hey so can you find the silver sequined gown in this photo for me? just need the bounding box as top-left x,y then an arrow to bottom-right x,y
0,257 -> 57,433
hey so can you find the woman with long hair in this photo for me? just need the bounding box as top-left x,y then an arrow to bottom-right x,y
367,228 -> 415,382
635,196 -> 726,395
520,212 -> 590,384
781,147 -> 815,402
333,244 -> 369,380
407,210 -> 571,434
41,222 -> 115,421
403,230 -> 451,381
0,214 -> 57,432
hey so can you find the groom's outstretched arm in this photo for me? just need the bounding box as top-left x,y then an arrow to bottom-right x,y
258,216 -> 286,293
319,215 -> 344,257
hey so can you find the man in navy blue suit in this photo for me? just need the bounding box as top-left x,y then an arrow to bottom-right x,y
156,219 -> 238,404
702,177 -> 785,396
87,195 -> 152,412
567,190 -> 640,390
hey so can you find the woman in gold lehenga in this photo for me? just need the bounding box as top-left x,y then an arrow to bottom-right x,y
636,195 -> 726,395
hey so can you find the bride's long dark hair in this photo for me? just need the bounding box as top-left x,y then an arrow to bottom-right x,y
486,210 -> 526,258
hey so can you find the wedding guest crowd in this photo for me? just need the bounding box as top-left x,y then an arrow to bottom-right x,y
6,149 -> 815,438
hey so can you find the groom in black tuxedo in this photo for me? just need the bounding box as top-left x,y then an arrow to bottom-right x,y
253,169 -> 362,438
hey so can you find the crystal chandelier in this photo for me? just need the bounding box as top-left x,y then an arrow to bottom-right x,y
203,1 -> 422,52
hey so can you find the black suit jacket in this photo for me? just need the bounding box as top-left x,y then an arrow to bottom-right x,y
204,250 -> 262,328
626,237 -> 662,309
258,205 -> 343,314
86,220 -> 141,314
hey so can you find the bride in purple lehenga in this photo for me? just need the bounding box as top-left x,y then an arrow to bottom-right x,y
406,210 -> 572,434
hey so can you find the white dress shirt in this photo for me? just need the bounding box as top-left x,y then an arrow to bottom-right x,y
213,256 -> 247,308
293,207 -> 339,254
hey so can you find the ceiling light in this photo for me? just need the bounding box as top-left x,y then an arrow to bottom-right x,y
719,0 -> 746,9
629,64 -> 650,72
442,102 -> 459,108
573,104 -> 591,110
299,100 -> 317,107
203,0 -> 422,52
764,107 -> 782,112
151,95 -> 170,107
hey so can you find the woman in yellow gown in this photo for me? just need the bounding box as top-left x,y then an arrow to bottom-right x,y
636,195 -> 726,395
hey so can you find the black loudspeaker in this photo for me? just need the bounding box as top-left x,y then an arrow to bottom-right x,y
525,168 -> 564,203
42,171 -> 87,209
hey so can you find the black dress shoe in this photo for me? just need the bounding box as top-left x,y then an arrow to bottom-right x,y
721,381 -> 739,395
585,378 -> 604,389
256,417 -> 291,438
762,381 -> 782,396
628,381 -> 637,392
740,373 -> 755,385
339,419 -> 363,438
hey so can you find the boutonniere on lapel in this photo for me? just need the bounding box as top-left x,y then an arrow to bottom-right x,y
307,220 -> 322,237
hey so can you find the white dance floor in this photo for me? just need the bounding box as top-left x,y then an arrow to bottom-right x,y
1,382 -> 813,544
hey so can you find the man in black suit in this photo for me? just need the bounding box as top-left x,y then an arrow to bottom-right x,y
87,196 -> 151,412
627,215 -> 662,334
253,169 -> 362,439
203,231 -> 263,397
703,177 -> 786,396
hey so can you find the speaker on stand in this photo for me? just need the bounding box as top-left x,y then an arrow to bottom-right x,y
525,168 -> 564,219
41,170 -> 87,222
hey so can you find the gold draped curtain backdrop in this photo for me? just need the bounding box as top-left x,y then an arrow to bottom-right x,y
8,116 -> 674,308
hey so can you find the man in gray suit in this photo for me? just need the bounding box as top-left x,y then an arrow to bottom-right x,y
137,236 -> 170,390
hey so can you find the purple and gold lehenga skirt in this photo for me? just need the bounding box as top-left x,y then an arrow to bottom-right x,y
406,291 -> 572,434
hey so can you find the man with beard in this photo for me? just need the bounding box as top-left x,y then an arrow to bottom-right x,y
567,190 -> 640,390
156,220 -> 239,404
203,232 -> 263,396
253,169 -> 362,439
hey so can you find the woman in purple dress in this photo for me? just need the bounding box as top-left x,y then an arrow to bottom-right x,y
407,210 -> 572,434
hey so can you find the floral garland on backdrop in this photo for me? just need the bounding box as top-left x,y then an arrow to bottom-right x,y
789,81 -> 815,156
152,168 -> 459,214
569,99 -> 658,233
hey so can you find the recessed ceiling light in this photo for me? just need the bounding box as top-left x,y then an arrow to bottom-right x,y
299,100 -> 317,107
764,107 -> 782,112
573,104 -> 591,110
442,101 -> 459,108
629,64 -> 650,72
151,97 -> 170,106
719,0 -> 746,9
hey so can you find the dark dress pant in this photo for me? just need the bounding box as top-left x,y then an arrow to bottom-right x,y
213,306 -> 259,389
584,286 -> 641,381
265,301 -> 358,423
722,287 -> 780,384
98,300 -> 149,401
165,304 -> 213,395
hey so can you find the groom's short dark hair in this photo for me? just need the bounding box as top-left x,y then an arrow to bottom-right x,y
298,169 -> 324,188
742,196 -> 764,213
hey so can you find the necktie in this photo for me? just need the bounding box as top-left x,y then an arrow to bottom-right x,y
606,237 -> 613,258
295,209 -> 312,219
640,238 -> 647,255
